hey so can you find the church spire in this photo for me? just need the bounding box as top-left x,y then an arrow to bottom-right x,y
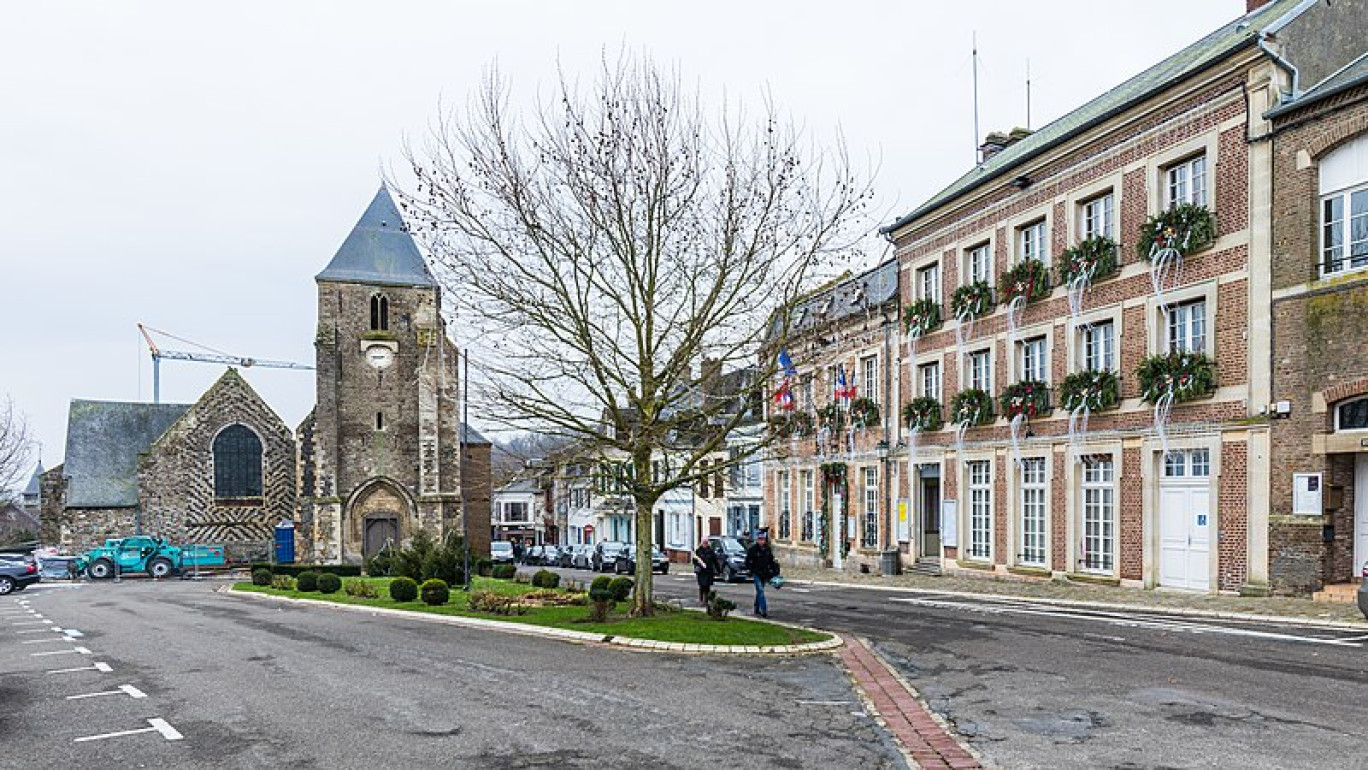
316,187 -> 435,288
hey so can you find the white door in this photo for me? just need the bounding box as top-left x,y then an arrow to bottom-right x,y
1159,448 -> 1213,591
1355,455 -> 1368,579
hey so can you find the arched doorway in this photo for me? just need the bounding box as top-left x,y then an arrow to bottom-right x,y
345,479 -> 415,562
363,514 -> 400,559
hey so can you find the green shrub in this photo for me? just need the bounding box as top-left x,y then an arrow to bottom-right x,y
587,586 -> 615,622
317,573 -> 342,594
420,578 -> 450,606
475,558 -> 493,577
295,571 -> 320,592
271,575 -> 296,590
607,576 -> 634,603
590,575 -> 612,593
469,590 -> 526,615
251,563 -> 363,578
531,569 -> 561,589
706,590 -> 736,620
344,579 -> 379,598
492,564 -> 517,580
389,576 -> 419,602
251,567 -> 273,586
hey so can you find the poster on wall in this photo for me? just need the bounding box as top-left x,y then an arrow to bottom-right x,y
896,499 -> 910,542
1292,472 -> 1322,515
941,500 -> 958,547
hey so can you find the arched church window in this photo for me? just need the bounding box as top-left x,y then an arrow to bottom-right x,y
214,424 -> 263,499
1337,397 -> 1368,431
370,294 -> 389,331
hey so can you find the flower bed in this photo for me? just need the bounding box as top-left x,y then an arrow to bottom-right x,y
1136,353 -> 1216,404
998,258 -> 1052,305
950,281 -> 995,320
1058,236 -> 1118,285
949,388 -> 995,427
902,397 -> 944,432
1138,203 -> 1215,260
999,380 -> 1051,419
903,298 -> 943,338
1057,369 -> 1121,412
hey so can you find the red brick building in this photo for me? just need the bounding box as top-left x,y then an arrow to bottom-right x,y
1267,51 -> 1368,593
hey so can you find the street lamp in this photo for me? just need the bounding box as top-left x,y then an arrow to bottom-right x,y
877,438 -> 898,576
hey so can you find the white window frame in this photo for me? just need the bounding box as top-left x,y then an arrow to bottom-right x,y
967,460 -> 993,562
1017,335 -> 1048,383
1167,299 -> 1207,354
1081,321 -> 1115,372
862,467 -> 878,548
1017,218 -> 1048,266
1320,184 -> 1368,276
861,354 -> 878,406
1146,280 -> 1216,358
918,360 -> 942,401
1165,154 -> 1208,209
1019,457 -> 1047,567
967,349 -> 992,393
1080,457 -> 1116,574
917,262 -> 941,303
801,469 -> 815,543
966,242 -> 992,286
1080,192 -> 1115,241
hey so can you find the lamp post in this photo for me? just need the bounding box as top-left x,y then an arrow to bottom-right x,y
877,438 -> 897,575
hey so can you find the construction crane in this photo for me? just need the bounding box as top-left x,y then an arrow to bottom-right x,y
138,323 -> 313,404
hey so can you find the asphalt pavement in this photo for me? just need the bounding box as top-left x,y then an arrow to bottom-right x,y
629,568 -> 1368,770
0,580 -> 905,769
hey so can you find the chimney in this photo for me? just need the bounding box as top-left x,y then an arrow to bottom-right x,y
701,357 -> 722,387
979,127 -> 1033,163
1246,0 -> 1271,12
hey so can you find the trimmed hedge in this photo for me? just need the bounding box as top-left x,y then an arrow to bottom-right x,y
420,579 -> 450,606
250,563 -> 363,578
590,575 -> 613,593
251,568 -> 273,586
607,576 -> 634,603
317,573 -> 342,594
295,571 -> 319,592
389,576 -> 419,602
531,569 -> 561,589
491,564 -> 517,580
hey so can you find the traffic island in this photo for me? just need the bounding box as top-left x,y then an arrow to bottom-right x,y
225,577 -> 839,655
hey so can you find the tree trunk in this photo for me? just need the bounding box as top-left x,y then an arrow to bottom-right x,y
631,450 -> 655,617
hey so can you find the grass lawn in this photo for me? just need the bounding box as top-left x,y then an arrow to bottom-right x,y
233,576 -> 828,647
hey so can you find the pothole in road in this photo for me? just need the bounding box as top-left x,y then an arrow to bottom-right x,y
1012,709 -> 1111,743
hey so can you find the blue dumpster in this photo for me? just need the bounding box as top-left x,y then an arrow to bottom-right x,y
274,520 -> 296,564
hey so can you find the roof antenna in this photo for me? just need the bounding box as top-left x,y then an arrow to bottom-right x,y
972,31 -> 981,165
1026,58 -> 1032,131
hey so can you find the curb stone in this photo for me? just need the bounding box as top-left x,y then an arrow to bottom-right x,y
221,585 -> 842,655
794,579 -> 1368,632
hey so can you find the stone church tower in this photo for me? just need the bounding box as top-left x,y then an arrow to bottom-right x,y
300,187 -> 466,564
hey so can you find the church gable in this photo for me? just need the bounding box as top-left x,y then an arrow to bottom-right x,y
137,368 -> 296,556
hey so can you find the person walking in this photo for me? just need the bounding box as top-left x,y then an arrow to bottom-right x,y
745,530 -> 780,618
693,538 -> 720,605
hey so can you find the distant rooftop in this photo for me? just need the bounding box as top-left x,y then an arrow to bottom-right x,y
316,186 -> 436,288
1267,50 -> 1368,118
63,400 -> 191,508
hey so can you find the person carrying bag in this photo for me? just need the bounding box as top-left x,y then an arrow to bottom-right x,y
744,530 -> 780,618
692,538 -> 720,605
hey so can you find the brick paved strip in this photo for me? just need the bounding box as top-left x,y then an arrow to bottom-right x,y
837,634 -> 985,770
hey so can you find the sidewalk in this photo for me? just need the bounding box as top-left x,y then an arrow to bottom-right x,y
781,566 -> 1368,627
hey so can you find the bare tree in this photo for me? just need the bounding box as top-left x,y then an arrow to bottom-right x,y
398,53 -> 874,615
0,397 -> 34,505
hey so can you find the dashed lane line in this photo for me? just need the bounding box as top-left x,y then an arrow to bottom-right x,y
22,637 -> 74,644
888,596 -> 1365,647
74,718 -> 182,743
15,628 -> 64,634
11,620 -> 53,626
48,662 -> 112,674
30,646 -> 91,657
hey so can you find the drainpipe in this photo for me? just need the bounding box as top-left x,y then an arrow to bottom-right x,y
1257,32 -> 1299,105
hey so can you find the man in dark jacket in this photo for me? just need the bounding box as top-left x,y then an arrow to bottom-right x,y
744,530 -> 780,618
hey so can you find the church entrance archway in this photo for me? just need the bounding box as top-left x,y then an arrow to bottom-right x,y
344,478 -> 416,562
363,514 -> 400,558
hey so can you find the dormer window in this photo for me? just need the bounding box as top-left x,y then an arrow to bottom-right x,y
370,294 -> 389,331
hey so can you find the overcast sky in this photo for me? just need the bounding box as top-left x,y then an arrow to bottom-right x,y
1,0 -> 1244,479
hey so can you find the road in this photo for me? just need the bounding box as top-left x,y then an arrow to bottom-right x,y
0,580 -> 904,769
631,567 -> 1368,769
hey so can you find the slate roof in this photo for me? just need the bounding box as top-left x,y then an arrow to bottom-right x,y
1266,51 -> 1368,118
316,186 -> 436,288
882,0 -> 1305,234
23,461 -> 43,498
461,423 -> 491,445
495,477 -> 541,495
783,259 -> 900,335
63,400 -> 191,508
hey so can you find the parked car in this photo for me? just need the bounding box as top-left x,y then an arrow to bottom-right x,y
539,545 -> 561,567
614,545 -> 670,575
490,540 -> 515,565
557,545 -> 583,568
592,541 -> 629,572
708,535 -> 751,582
0,554 -> 41,595
570,545 -> 595,570
525,545 -> 545,565
1359,564 -> 1368,620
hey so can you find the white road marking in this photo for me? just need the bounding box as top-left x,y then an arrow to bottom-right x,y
788,588 -> 812,593
11,620 -> 53,626
66,684 -> 147,700
22,637 -> 73,644
15,627 -> 63,634
47,662 -> 113,674
73,718 -> 183,743
888,596 -> 1365,647
797,699 -> 854,706
63,629 -> 84,638
30,646 -> 91,657
1335,632 -> 1368,642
